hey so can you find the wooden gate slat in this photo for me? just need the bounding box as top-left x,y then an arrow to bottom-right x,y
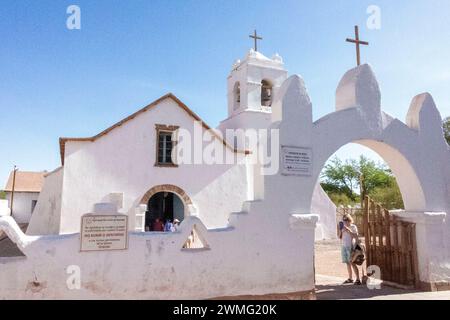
363,196 -> 371,265
370,200 -> 376,266
404,224 -> 413,285
384,209 -> 392,282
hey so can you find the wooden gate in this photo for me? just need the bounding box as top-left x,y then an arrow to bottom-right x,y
363,196 -> 420,288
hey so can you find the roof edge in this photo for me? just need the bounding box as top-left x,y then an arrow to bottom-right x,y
59,93 -> 250,165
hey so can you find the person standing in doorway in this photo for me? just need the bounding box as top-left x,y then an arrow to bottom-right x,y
164,219 -> 173,232
152,218 -> 164,232
171,219 -> 180,232
339,214 -> 361,285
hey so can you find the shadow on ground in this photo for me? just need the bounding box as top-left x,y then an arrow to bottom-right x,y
315,281 -> 418,300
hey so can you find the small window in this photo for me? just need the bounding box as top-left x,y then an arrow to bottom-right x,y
158,132 -> 173,164
155,124 -> 179,167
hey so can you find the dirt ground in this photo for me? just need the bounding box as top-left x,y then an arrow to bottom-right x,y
315,239 -> 350,278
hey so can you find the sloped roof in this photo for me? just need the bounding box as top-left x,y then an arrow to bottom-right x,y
59,93 -> 250,165
4,171 -> 46,193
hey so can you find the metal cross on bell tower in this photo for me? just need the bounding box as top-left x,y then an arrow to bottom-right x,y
249,29 -> 263,52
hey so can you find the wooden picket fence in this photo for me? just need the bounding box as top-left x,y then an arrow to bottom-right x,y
363,196 -> 420,288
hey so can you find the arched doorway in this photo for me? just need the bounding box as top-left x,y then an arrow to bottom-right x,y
145,192 -> 184,231
139,184 -> 193,232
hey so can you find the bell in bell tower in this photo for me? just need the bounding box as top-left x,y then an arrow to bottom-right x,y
226,48 -> 287,117
261,79 -> 273,107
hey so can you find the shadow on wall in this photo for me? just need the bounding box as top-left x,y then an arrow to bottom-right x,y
0,222 -> 27,258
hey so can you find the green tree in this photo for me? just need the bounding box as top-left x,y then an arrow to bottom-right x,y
0,191 -> 5,200
357,156 -> 392,206
321,157 -> 359,201
444,117 -> 450,145
321,155 -> 404,209
370,178 -> 404,210
328,193 -> 354,207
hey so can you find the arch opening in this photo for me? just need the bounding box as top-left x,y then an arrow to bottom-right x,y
145,192 -> 184,232
355,140 -> 425,211
261,79 -> 273,107
139,184 -> 193,232
312,139 -> 426,214
313,140 -> 426,281
233,82 -> 241,110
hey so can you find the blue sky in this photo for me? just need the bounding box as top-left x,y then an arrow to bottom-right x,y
1,0 -> 449,184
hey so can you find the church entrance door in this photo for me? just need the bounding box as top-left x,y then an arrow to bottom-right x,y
145,192 -> 184,231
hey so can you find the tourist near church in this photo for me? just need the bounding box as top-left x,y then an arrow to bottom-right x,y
0,1 -> 450,304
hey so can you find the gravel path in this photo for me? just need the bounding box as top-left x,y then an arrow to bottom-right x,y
315,239 -> 350,278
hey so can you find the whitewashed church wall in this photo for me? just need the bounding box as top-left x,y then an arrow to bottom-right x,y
60,99 -> 249,234
27,168 -> 63,235
218,111 -> 272,149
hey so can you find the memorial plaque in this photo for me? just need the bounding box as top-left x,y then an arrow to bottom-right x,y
281,146 -> 313,176
80,215 -> 128,252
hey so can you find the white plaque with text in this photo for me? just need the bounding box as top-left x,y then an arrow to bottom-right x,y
80,215 -> 128,252
281,146 -> 313,176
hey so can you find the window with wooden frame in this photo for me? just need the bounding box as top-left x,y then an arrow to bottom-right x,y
155,124 -> 179,167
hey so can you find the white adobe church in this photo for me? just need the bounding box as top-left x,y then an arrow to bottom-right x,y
26,48 -> 337,240
1,44 -> 449,299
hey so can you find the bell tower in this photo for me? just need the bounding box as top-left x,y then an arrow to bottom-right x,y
220,49 -> 288,134
227,49 -> 287,116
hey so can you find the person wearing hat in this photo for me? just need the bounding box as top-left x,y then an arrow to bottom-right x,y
171,219 -> 180,232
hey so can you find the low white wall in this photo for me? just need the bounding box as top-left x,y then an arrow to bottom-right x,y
0,212 -> 317,299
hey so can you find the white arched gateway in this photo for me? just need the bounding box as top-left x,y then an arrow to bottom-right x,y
304,66 -> 448,214
254,64 -> 450,290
